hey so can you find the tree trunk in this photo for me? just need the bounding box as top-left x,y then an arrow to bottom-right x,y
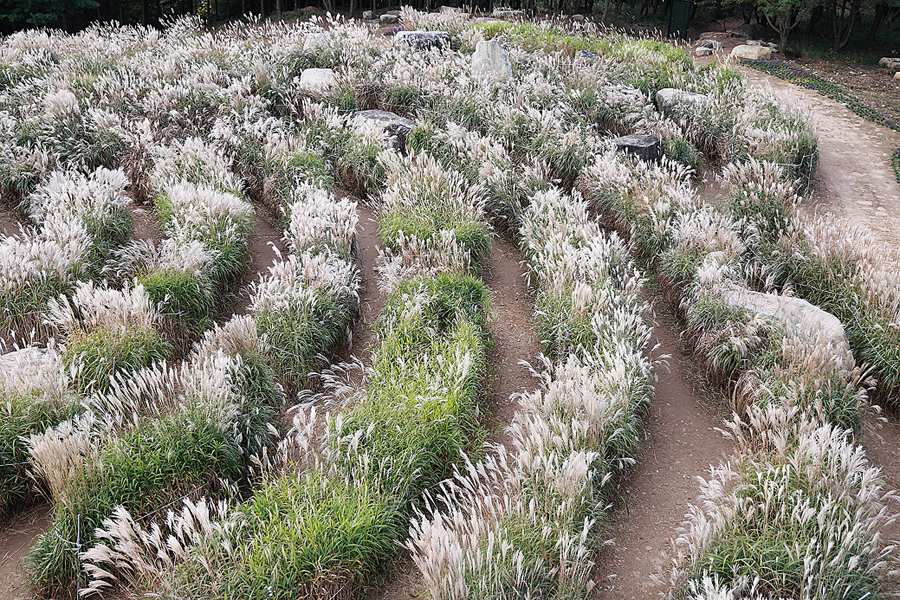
276,0 -> 282,15
142,0 -> 148,24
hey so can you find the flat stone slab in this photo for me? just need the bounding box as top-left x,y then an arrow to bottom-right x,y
731,44 -> 772,60
350,109 -> 415,150
393,30 -> 451,51
612,134 -> 661,162
655,88 -> 708,115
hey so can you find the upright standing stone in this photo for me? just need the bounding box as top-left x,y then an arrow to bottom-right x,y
472,39 -> 512,82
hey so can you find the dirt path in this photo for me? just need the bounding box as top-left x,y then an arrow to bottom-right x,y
336,198 -> 385,362
226,202 -> 285,317
0,504 -> 51,600
481,236 -> 543,449
737,67 -> 900,252
594,307 -> 733,599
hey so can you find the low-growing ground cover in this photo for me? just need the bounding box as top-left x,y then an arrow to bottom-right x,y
0,9 -> 897,600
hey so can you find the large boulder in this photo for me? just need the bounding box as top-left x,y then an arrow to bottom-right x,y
472,39 -> 512,81
362,10 -> 375,20
350,110 -> 416,150
655,88 -> 708,115
880,57 -> 900,73
612,134 -> 661,162
718,285 -> 854,374
731,44 -> 773,60
393,30 -> 451,51
298,68 -> 335,97
380,13 -> 399,24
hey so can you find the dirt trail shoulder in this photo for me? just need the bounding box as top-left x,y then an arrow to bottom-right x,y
0,504 -> 51,600
739,67 -> 900,251
594,308 -> 733,600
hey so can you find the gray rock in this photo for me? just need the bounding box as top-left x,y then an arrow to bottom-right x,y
492,8 -> 524,18
380,13 -> 399,24
655,88 -> 708,115
695,46 -> 713,57
718,284 -> 854,374
731,44 -> 772,60
612,134 -> 661,162
571,14 -> 585,22
363,10 -> 375,20
384,9 -> 401,15
575,49 -> 599,63
298,68 -> 335,97
746,39 -> 762,46
472,39 -> 512,81
350,109 -> 416,150
699,39 -> 723,49
895,71 -> 900,80
393,30 -> 451,51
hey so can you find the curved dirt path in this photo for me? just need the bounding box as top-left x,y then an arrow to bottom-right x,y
738,67 -> 900,251
594,305 -> 733,599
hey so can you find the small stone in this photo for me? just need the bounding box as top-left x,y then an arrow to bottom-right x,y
746,39 -> 761,46
298,68 -> 335,97
731,44 -> 772,60
393,30 -> 451,51
575,49 -> 599,63
472,39 -> 512,81
350,109 -> 416,151
362,10 -> 375,20
612,134 -> 661,162
380,13 -> 399,24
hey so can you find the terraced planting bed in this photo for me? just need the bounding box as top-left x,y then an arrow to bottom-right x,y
0,9 -> 899,600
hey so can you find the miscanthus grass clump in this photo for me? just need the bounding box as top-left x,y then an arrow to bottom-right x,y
46,281 -> 171,395
406,186 -> 652,599
250,184 -> 359,390
80,272 -> 490,600
26,315 -> 282,598
670,405 -> 898,600
0,345 -> 75,515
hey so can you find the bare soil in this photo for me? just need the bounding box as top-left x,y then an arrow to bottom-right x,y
0,504 -> 51,600
594,306 -> 733,599
228,202 -> 285,316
